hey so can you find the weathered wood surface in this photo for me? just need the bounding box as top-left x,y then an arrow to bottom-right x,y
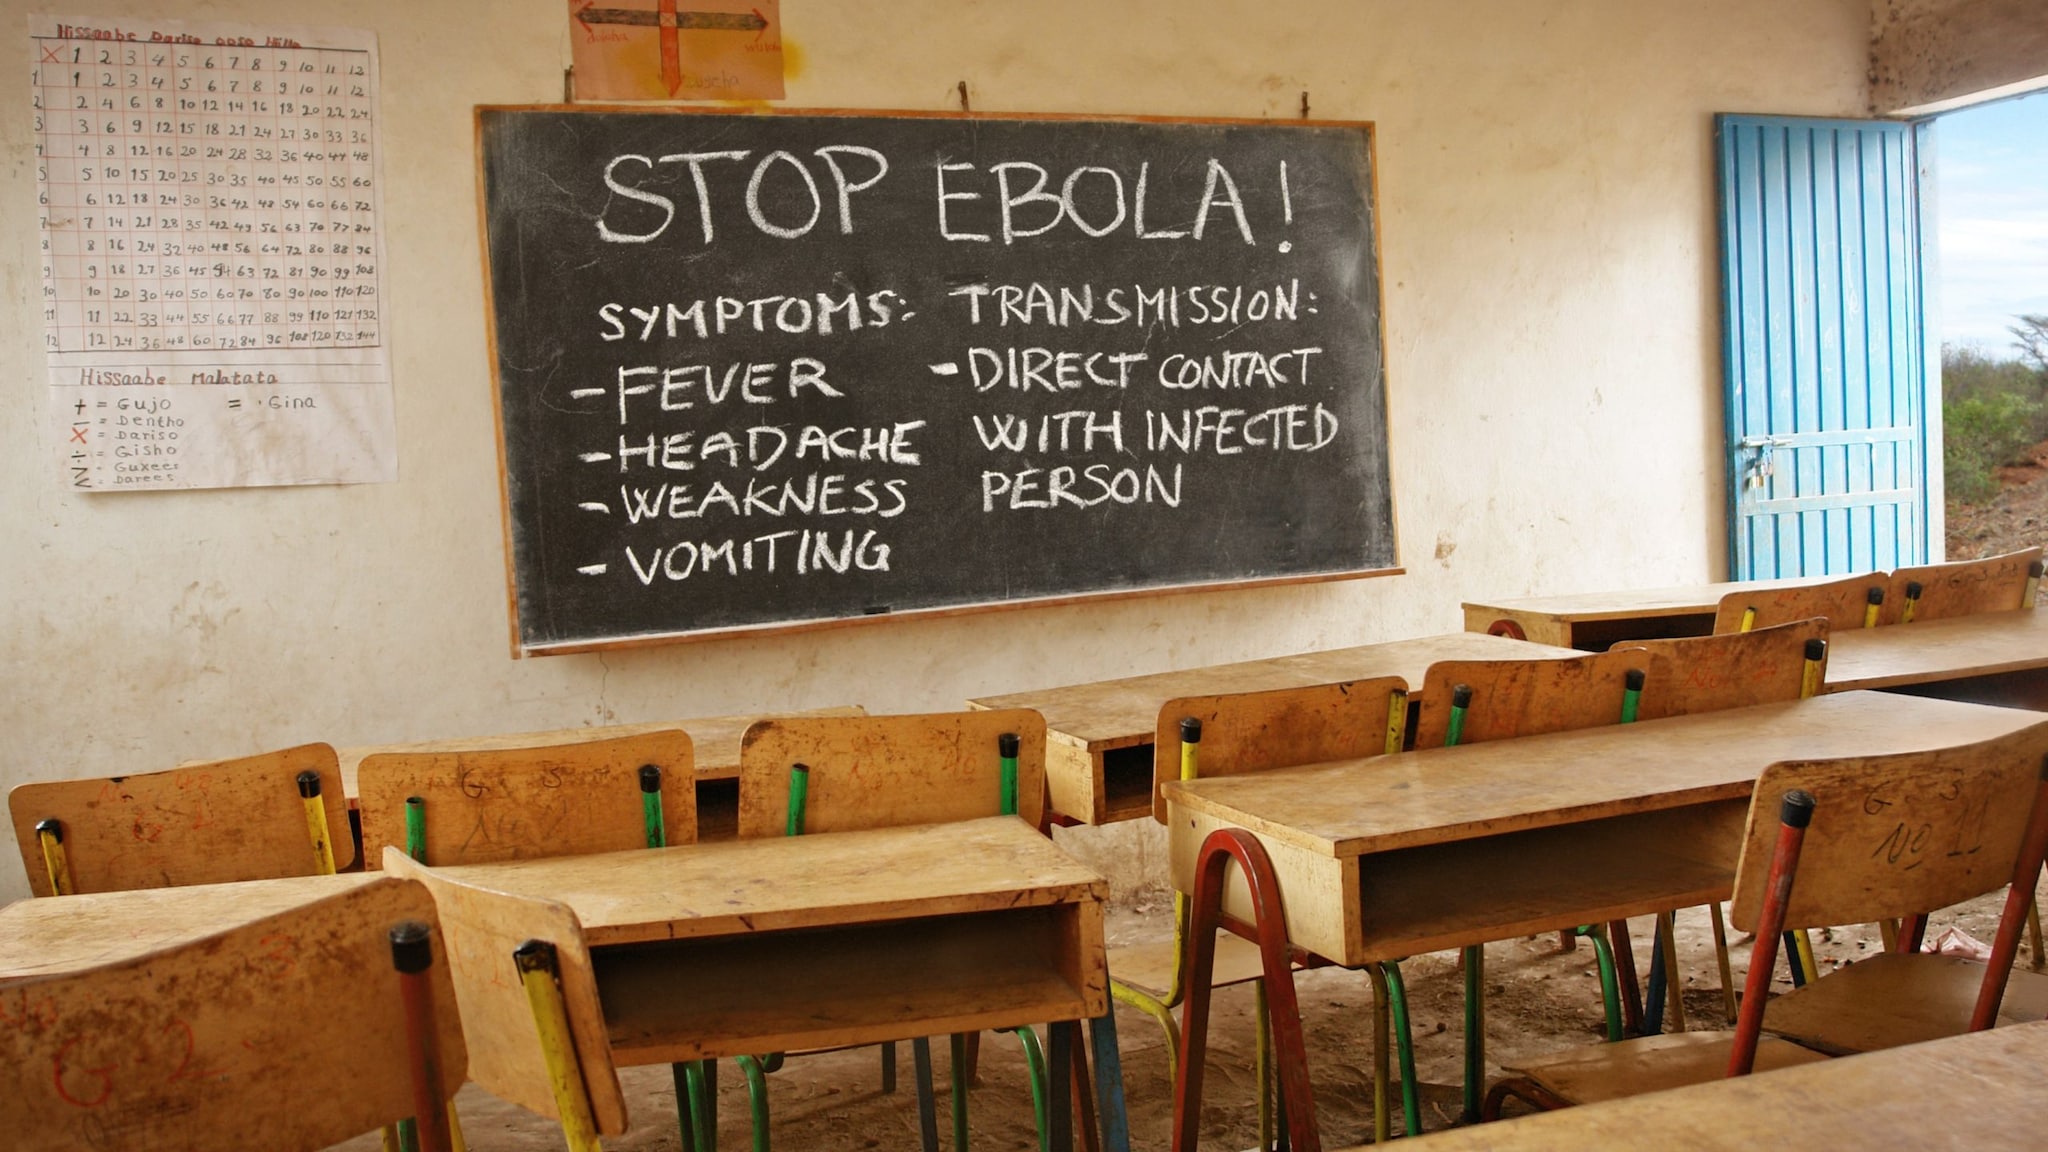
390,819 -> 1109,1064
8,744 -> 356,896
383,851 -> 629,1136
1109,933 -> 1271,998
1150,677 -> 1407,822
1162,693 -> 2047,862
407,816 -> 1106,948
970,633 -> 1576,822
358,732 -> 696,869
1411,649 -> 1652,748
1760,951 -> 2048,1056
1630,619 -> 1828,719
1498,1031 -> 1826,1107
1823,607 -> 2048,691
973,634 -> 1572,756
1364,1022 -> 2048,1151
335,706 -> 866,795
1711,570 -> 1888,634
1729,723 -> 2048,932
0,872 -> 374,979
1460,575 -> 1831,647
0,874 -> 465,1151
1495,722 -> 2048,1112
737,710 -> 1047,837
1885,546 -> 2040,624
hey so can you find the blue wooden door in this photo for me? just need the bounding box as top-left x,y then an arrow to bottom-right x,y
1717,114 -> 1932,579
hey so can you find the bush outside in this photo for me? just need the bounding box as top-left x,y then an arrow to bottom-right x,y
1943,324 -> 2048,505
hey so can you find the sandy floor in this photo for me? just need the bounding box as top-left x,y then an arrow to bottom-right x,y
332,875 -> 2045,1150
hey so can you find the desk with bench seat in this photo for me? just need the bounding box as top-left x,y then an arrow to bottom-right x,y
1822,607 -> 2048,709
1460,576 -> 1831,650
1160,691 -> 2043,969
392,817 -> 1108,1062
336,706 -> 864,839
1158,691 -> 2048,1143
969,633 -> 1579,825
388,816 -> 1129,1151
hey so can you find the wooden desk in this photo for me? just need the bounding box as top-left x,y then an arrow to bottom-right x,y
0,872 -> 378,981
1462,576 -> 1828,650
969,633 -> 1579,825
4,827 -> 1129,1149
1823,607 -> 2048,709
417,817 -> 1110,1064
1160,692 -> 2048,967
337,706 -> 863,838
1374,1020 -> 2048,1150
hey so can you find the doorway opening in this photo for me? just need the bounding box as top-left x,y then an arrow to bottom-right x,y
1935,90 -> 2048,561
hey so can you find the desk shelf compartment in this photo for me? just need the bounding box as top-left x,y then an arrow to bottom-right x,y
1354,800 -> 1746,963
1172,799 -> 1745,969
594,901 -> 1104,1063
1101,744 -> 1158,823
1878,667 -> 2048,713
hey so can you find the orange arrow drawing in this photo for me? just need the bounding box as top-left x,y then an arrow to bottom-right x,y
578,4 -> 769,95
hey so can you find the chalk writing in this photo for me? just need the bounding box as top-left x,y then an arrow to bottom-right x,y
482,110 -> 1395,646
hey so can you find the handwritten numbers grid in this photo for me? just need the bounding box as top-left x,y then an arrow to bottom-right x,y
32,38 -> 379,355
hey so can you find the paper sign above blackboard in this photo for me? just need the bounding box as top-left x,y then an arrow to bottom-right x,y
477,107 -> 1399,653
568,1 -> 784,101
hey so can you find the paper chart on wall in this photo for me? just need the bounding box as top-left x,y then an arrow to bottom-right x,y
29,14 -> 396,491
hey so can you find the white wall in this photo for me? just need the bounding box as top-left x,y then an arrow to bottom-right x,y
0,0 -> 1871,904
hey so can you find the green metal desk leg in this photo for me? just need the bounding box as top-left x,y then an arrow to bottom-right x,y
1461,944 -> 1484,1123
1378,961 -> 1420,1138
949,1033 -> 971,1152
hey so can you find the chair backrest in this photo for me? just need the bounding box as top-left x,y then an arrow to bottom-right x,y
1628,619 -> 1829,720
1411,649 -> 1650,749
1149,677 -> 1409,823
1729,722 -> 2048,934
1712,571 -> 1888,634
0,874 -> 465,1149
736,710 -> 1046,838
8,743 -> 354,896
358,732 -> 695,868
384,850 -> 627,1137
1886,546 -> 2043,624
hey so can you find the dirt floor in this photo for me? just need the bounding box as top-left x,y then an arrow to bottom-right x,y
331,456 -> 2048,1151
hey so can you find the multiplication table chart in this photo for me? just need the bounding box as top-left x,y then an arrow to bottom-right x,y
30,15 -> 396,490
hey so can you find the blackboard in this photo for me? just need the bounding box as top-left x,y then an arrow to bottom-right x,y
478,107 -> 1397,653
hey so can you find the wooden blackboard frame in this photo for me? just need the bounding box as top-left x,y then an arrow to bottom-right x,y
475,105 -> 1403,656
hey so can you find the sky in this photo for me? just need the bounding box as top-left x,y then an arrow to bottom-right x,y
1937,90 -> 2048,355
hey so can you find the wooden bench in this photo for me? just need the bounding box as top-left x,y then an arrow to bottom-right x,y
1460,575 -> 1832,650
383,818 -> 1125,1150
8,744 -> 354,895
339,705 -> 864,839
1825,607 -> 2048,709
1160,692 -> 2048,1143
0,873 -> 464,1150
969,632 -> 1576,824
1352,1021 -> 2048,1150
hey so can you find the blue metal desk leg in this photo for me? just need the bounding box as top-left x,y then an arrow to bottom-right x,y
1088,1009 -> 1131,1152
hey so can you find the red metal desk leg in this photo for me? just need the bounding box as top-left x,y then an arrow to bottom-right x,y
1172,828 -> 1319,1152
